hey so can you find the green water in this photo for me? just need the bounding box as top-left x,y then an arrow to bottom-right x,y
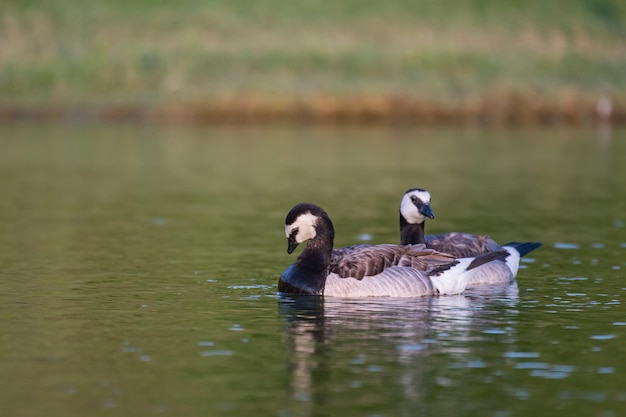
1,125 -> 625,417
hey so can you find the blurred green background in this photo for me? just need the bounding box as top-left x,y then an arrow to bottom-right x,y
1,0 -> 624,123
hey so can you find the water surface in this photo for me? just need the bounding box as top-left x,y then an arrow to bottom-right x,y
1,125 -> 625,417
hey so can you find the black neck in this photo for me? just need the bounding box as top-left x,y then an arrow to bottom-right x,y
400,212 -> 426,245
297,235 -> 333,273
280,215 -> 335,295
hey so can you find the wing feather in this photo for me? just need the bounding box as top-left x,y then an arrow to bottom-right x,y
425,232 -> 499,258
330,244 -> 408,279
330,243 -> 460,279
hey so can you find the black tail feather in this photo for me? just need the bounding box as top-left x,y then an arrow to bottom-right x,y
467,249 -> 509,271
502,242 -> 542,257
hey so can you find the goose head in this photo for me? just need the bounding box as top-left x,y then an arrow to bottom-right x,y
400,188 -> 435,225
284,203 -> 333,254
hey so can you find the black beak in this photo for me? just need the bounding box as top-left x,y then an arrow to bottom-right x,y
287,236 -> 299,254
419,204 -> 435,219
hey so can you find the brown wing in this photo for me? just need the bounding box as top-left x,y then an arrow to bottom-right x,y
330,244 -> 414,279
330,243 -> 459,279
425,232 -> 500,258
398,245 -> 459,273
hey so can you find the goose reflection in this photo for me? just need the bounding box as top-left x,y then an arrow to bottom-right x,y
279,284 -> 519,416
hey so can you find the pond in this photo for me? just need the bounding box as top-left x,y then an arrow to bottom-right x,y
1,124 -> 625,417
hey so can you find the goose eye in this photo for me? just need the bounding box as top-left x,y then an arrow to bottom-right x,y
410,195 -> 418,203
289,228 -> 299,238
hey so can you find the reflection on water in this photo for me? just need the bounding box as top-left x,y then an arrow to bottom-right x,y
279,287 -> 520,416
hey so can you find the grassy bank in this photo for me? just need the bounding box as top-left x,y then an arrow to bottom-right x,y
1,0 -> 625,124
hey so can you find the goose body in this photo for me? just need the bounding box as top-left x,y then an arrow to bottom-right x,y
399,188 -> 541,286
279,203 -> 511,297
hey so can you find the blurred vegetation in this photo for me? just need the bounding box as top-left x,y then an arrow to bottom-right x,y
0,0 -> 625,123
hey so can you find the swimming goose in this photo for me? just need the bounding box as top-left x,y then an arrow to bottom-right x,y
278,203 -> 513,297
399,188 -> 541,285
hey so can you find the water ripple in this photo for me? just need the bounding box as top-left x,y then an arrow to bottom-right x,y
515,362 -> 549,370
356,233 -> 374,241
200,350 -> 234,357
504,351 -> 541,359
229,324 -> 245,332
591,334 -> 616,340
398,344 -> 427,352
554,243 -> 580,249
530,369 -> 570,379
228,284 -> 273,290
483,329 -> 508,335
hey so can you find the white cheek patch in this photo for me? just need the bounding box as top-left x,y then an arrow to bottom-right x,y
285,212 -> 318,243
400,199 -> 424,224
400,190 -> 432,224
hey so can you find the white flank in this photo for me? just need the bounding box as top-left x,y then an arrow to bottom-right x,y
323,267 -> 435,297
429,258 -> 475,295
285,212 -> 318,243
465,261 -> 514,288
503,246 -> 521,277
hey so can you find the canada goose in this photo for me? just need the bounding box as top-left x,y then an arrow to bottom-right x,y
279,203 -> 514,297
399,188 -> 541,285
